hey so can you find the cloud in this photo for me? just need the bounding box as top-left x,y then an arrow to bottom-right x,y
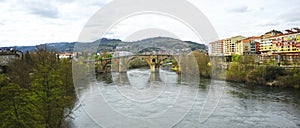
57,0 -> 75,3
278,9 -> 300,24
0,0 -> 299,47
0,19 -> 3,25
23,1 -> 59,18
257,20 -> 279,27
226,5 -> 249,13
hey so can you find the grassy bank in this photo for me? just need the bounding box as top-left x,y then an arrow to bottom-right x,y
225,63 -> 300,88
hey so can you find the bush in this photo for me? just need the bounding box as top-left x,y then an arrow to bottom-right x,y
226,62 -> 247,82
264,66 -> 284,81
275,69 -> 300,88
232,54 -> 241,62
245,66 -> 267,85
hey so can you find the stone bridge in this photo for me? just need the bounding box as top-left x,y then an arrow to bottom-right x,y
105,54 -> 196,75
110,54 -> 179,73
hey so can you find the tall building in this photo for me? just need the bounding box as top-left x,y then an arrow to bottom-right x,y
258,29 -> 300,59
233,36 -> 262,55
209,40 -> 223,56
235,40 -> 242,55
245,36 -> 262,55
240,38 -> 251,55
258,30 -> 283,58
224,35 -> 245,56
272,31 -> 300,58
250,38 -> 261,55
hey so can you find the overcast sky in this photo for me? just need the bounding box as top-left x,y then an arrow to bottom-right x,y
0,0 -> 299,47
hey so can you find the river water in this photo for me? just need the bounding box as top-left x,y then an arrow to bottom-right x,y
70,69 -> 300,128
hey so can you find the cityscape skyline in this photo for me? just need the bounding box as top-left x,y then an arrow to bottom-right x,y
0,0 -> 300,47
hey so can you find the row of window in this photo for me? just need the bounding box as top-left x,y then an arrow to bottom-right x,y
259,48 -> 300,51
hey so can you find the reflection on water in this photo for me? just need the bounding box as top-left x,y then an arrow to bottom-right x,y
71,69 -> 300,128
96,73 -> 113,84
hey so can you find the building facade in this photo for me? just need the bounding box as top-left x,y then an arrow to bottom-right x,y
223,36 -> 245,56
209,40 -> 223,56
209,28 -> 300,61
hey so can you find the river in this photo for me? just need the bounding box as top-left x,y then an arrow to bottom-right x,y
70,69 -> 300,128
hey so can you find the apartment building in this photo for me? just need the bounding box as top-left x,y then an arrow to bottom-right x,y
235,40 -> 242,55
209,40 -> 223,56
224,36 -> 245,56
250,39 -> 260,55
271,31 -> 300,59
209,28 -> 300,59
258,30 -> 283,57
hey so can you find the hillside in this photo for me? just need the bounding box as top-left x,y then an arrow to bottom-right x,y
0,37 -> 207,53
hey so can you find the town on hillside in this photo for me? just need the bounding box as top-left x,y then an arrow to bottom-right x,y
209,28 -> 300,65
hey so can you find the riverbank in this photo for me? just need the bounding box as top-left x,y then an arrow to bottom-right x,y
219,63 -> 300,89
189,52 -> 300,89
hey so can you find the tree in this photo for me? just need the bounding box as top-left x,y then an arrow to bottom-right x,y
105,53 -> 112,58
0,74 -> 6,88
0,83 -> 39,128
8,54 -> 32,89
0,47 -> 75,128
232,54 -> 241,62
29,47 -> 74,128
191,51 -> 211,77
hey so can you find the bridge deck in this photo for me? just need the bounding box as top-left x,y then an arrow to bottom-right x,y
111,54 -> 174,58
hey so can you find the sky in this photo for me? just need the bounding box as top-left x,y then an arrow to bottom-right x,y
0,0 -> 300,47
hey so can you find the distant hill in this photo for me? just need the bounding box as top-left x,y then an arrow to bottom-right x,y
0,46 -> 36,52
75,38 -> 122,52
0,37 -> 207,53
42,42 -> 76,52
116,37 -> 207,53
184,41 -> 207,51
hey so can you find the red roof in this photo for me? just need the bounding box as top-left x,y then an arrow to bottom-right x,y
241,36 -> 262,43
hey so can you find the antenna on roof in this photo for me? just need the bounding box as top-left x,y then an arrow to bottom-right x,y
285,29 -> 294,33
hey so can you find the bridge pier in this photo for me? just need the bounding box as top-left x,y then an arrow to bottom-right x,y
144,57 -> 161,73
149,64 -> 160,72
173,56 -> 181,74
111,58 -> 119,72
176,65 -> 181,74
119,57 -> 128,73
149,72 -> 161,81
